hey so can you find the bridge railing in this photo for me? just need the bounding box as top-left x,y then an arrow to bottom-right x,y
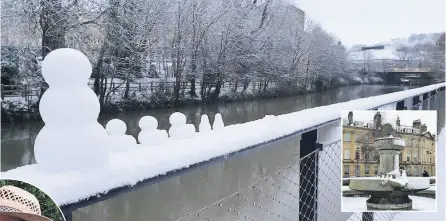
1,83 -> 444,221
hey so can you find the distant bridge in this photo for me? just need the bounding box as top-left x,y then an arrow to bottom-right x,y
376,68 -> 435,85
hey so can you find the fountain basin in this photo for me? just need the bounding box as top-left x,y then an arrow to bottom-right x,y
349,178 -> 430,210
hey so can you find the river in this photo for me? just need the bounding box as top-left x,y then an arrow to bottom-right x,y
1,84 -> 417,172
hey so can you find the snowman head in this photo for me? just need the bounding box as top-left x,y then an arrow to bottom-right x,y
169,112 -> 186,126
41,48 -> 92,87
139,116 -> 158,130
106,119 -> 127,136
201,114 -> 209,122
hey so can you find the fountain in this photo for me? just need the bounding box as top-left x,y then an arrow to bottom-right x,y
349,135 -> 430,210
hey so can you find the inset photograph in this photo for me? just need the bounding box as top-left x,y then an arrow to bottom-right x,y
341,110 -> 437,212
0,179 -> 65,221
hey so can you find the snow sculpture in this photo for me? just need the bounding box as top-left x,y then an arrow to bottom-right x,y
213,113 -> 224,130
34,48 -> 109,171
106,119 -> 137,151
402,170 -> 407,178
199,114 -> 211,133
168,112 -> 195,139
138,116 -> 168,145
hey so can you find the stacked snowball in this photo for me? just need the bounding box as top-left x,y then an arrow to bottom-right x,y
106,119 -> 137,151
138,116 -> 168,145
168,112 -> 195,139
34,48 -> 110,171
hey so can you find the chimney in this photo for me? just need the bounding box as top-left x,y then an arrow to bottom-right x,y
412,119 -> 421,129
421,124 -> 427,134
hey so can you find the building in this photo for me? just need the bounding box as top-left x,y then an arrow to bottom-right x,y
342,112 -> 436,177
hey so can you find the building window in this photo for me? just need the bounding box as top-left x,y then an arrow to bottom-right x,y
355,149 -> 360,160
344,165 -> 350,177
407,151 -> 411,161
413,168 -> 418,176
414,152 -> 418,163
406,167 -> 410,176
344,149 -> 350,160
343,132 -> 351,142
365,136 -> 369,144
355,164 -> 360,176
355,135 -> 361,143
365,166 -> 370,175
374,165 -> 378,175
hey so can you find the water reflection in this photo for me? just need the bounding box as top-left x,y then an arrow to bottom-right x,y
1,85 -> 417,171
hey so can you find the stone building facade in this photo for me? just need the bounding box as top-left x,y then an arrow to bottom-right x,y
342,112 -> 436,177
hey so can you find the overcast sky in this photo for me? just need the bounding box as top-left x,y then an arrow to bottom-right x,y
341,110 -> 437,134
295,0 -> 445,47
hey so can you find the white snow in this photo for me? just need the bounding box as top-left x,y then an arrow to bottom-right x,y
34,48 -> 110,171
342,196 -> 436,212
138,116 -> 168,145
105,119 -> 127,135
168,112 -> 196,139
393,138 -> 406,147
106,119 -> 137,151
1,82 -> 443,206
212,113 -> 225,130
406,178 -> 430,190
198,115 -> 212,133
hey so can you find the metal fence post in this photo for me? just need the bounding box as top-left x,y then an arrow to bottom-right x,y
362,212 -> 374,221
423,93 -> 429,101
412,96 -> 420,106
300,129 -> 322,221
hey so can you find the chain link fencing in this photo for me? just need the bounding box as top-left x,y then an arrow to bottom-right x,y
176,140 -> 398,221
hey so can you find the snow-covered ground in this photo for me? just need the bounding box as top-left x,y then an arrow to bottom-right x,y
342,196 -> 436,212
0,83 -> 443,207
392,126 -> 445,220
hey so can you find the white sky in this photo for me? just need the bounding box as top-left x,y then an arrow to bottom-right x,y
341,110 -> 437,134
295,0 -> 445,47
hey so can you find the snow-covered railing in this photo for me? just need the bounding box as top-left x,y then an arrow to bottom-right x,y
0,49 -> 444,221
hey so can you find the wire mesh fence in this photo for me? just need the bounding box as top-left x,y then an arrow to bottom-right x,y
176,140 -> 398,221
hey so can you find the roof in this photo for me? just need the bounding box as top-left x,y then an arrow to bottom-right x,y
422,131 -> 436,140
383,67 -> 432,73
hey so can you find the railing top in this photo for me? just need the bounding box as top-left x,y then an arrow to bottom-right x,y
0,83 -> 444,210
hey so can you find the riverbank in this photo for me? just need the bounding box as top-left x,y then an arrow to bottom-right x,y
1,80 -> 370,123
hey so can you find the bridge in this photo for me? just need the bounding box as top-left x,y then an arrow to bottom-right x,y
1,83 -> 444,221
376,68 -> 435,85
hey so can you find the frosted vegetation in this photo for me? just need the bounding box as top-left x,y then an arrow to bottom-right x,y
1,0 -> 371,110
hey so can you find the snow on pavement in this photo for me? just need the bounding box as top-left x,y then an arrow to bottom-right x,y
392,125 -> 445,221
0,83 -> 444,207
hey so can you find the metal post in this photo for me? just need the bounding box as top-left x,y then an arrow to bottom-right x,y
362,212 -> 374,221
396,100 -> 405,110
413,96 -> 420,106
431,90 -> 437,96
1,84 -> 4,100
299,129 -> 322,221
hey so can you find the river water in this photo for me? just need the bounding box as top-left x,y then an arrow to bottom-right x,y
1,85 -> 417,172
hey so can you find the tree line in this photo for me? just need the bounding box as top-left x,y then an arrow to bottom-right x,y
1,0 -> 374,108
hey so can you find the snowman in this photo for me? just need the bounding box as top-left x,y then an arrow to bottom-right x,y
168,112 -> 195,139
138,116 -> 168,145
34,48 -> 110,171
105,119 -> 137,151
212,113 -> 225,130
199,114 -> 211,133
